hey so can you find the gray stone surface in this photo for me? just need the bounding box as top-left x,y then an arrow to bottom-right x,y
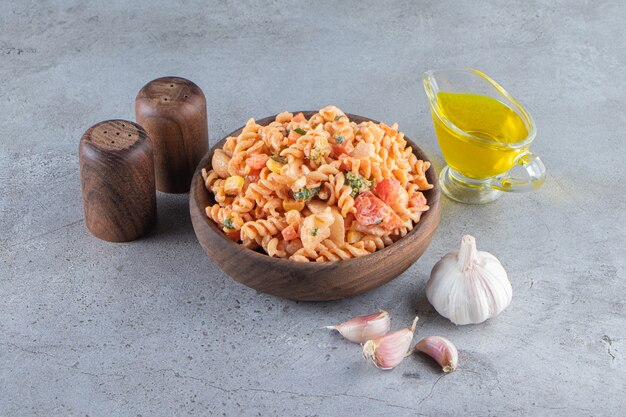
1,0 -> 625,415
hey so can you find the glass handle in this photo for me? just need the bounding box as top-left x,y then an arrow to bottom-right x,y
489,151 -> 546,192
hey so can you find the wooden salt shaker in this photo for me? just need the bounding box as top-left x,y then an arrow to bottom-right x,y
79,120 -> 157,242
135,77 -> 209,193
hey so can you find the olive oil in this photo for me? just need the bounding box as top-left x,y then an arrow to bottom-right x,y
433,92 -> 529,179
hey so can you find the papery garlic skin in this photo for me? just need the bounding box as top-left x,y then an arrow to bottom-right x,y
362,316 -> 418,370
413,336 -> 458,372
426,235 -> 512,325
324,310 -> 391,343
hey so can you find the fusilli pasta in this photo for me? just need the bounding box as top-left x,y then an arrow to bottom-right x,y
202,106 -> 431,261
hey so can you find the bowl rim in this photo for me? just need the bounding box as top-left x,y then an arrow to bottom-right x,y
189,111 -> 441,269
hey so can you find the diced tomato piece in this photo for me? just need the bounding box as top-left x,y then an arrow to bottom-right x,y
332,141 -> 354,157
354,191 -> 388,226
375,179 -> 402,205
281,224 -> 299,241
355,191 -> 404,231
292,112 -> 306,122
409,191 -> 427,208
226,229 -> 241,241
246,154 -> 269,170
381,209 -> 403,231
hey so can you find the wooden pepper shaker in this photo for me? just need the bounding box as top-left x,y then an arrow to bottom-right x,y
135,76 -> 209,193
79,120 -> 157,242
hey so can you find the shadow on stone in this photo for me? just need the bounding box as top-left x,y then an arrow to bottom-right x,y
145,192 -> 196,243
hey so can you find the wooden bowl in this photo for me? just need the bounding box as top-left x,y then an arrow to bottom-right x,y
189,112 -> 441,301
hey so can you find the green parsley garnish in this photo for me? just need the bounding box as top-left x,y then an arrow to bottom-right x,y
334,115 -> 345,121
293,128 -> 307,136
271,155 -> 287,164
223,218 -> 235,230
293,186 -> 321,201
374,219 -> 383,225
311,227 -> 318,237
335,135 -> 345,144
345,172 -> 372,197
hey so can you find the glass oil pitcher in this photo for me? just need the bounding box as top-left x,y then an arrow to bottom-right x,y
423,68 -> 546,204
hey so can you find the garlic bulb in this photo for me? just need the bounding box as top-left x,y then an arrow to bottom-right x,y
425,235 -> 512,325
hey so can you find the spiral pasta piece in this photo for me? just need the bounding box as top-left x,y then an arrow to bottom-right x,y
315,240 -> 370,262
245,179 -> 280,206
241,216 -> 288,240
289,247 -> 319,262
202,168 -> 221,190
206,204 -> 244,232
261,236 -> 287,258
332,173 -> 356,217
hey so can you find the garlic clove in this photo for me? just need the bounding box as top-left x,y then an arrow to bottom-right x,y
413,336 -> 458,373
324,310 -> 391,343
362,316 -> 418,370
425,235 -> 512,325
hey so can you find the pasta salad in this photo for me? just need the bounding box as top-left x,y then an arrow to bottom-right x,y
201,105 -> 432,262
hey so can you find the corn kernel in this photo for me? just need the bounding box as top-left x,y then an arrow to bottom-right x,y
283,199 -> 305,212
346,230 -> 363,244
224,175 -> 244,195
266,158 -> 285,174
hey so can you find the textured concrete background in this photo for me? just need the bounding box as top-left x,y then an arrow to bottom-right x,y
1,0 -> 625,416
